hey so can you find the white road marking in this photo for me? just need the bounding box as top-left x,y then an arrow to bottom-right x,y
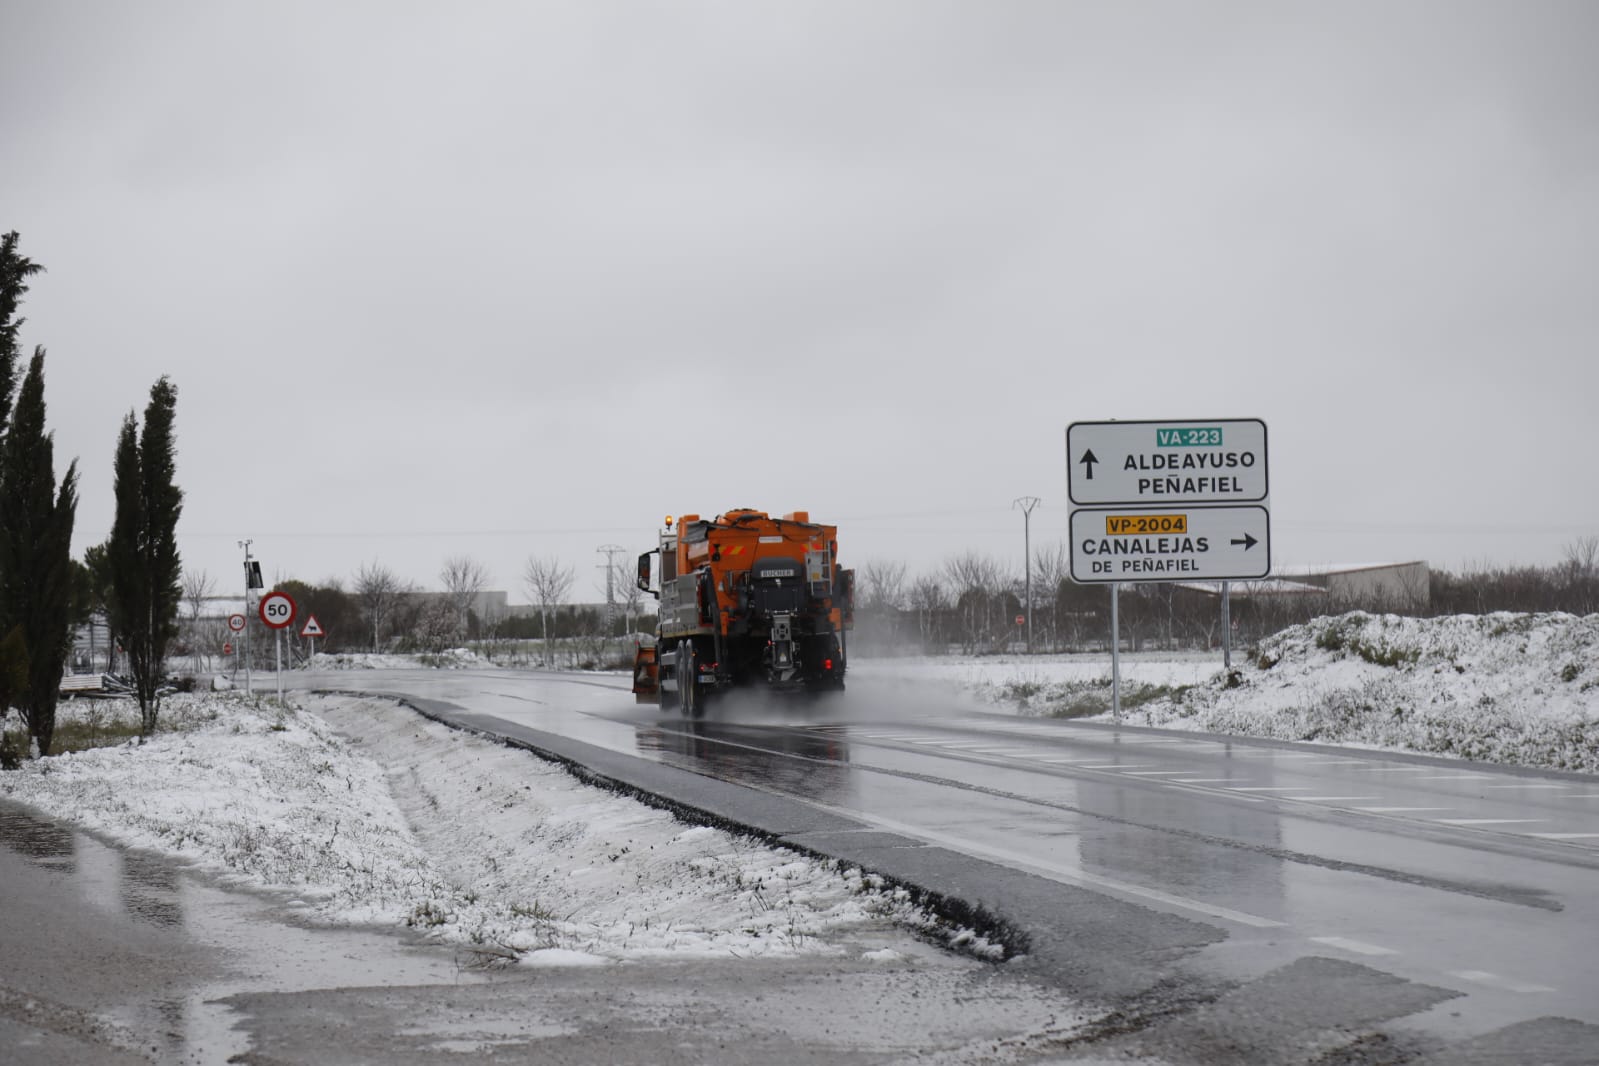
1568,794 -> 1599,799
1309,936 -> 1398,956
1414,774 -> 1491,781
1294,796 -> 1382,802
1480,783 -> 1568,790
1350,766 -> 1439,773
1075,764 -> 1156,770
1448,970 -> 1556,994
1228,786 -> 1314,792
1435,818 -> 1545,825
1172,778 -> 1241,784
1287,759 -> 1374,765
788,801 -> 1287,929
1526,832 -> 1599,840
1355,807 -> 1454,813
1036,756 -> 1091,764
1120,770 -> 1192,776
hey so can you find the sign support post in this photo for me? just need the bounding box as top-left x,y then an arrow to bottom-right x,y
258,590 -> 297,704
1222,581 -> 1233,669
239,540 -> 256,695
1110,583 -> 1121,720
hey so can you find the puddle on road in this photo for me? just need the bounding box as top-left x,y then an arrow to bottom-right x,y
0,800 -> 484,1063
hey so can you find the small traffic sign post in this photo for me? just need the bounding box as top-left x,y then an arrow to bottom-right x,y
1066,418 -> 1272,719
227,613 -> 246,633
300,615 -> 323,662
258,591 -> 296,702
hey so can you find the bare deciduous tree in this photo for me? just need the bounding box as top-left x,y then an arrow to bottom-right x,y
943,551 -> 1008,653
182,568 -> 215,674
860,559 -> 908,611
909,574 -> 948,652
354,561 -> 408,651
439,555 -> 490,641
522,555 -> 575,667
1031,542 -> 1069,652
609,559 -> 646,637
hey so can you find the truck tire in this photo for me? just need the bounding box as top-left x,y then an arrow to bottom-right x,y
679,643 -> 699,719
659,640 -> 680,713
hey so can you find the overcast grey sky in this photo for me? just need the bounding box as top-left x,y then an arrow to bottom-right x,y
4,1 -> 1596,604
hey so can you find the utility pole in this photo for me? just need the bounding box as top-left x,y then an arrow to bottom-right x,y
238,539 -> 255,695
1012,496 -> 1040,654
597,544 -> 626,636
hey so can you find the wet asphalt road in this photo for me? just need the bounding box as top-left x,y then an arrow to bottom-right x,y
6,665 -> 1598,1063
289,664 -> 1599,1063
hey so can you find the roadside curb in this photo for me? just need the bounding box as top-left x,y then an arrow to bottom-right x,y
319,689 -> 1225,999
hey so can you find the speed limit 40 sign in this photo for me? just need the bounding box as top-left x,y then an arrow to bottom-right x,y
259,591 -> 297,630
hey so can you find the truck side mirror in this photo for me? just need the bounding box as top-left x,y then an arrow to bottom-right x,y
637,551 -> 658,599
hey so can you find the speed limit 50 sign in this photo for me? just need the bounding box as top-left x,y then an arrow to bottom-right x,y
258,591 -> 297,630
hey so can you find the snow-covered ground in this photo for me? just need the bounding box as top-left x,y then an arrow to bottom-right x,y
941,612 -> 1599,774
0,691 -> 986,968
4,609 -> 1593,972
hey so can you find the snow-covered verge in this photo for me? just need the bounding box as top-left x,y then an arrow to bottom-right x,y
308,648 -> 485,670
975,612 -> 1599,773
0,692 -> 991,966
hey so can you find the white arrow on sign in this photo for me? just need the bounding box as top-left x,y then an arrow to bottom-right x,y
300,615 -> 324,639
258,591 -> 297,630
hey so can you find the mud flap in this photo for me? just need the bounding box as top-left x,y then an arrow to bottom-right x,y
632,645 -> 659,704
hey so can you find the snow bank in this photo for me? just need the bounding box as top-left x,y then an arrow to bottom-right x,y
996,613 -> 1599,773
0,693 -> 979,964
309,649 -> 484,670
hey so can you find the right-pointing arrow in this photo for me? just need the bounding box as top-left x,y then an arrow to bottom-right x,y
1231,533 -> 1258,550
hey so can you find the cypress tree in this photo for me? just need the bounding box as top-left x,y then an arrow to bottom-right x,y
0,351 -> 79,755
109,378 -> 183,736
0,231 -> 44,436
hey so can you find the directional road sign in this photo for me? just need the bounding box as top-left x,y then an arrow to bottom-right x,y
1067,419 -> 1268,506
258,591 -> 297,630
1069,505 -> 1271,583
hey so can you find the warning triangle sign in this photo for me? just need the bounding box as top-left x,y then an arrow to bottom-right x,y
300,615 -> 325,638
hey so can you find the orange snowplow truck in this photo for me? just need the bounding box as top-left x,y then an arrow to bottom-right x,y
632,509 -> 854,715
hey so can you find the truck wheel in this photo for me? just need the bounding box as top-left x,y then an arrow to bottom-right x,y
680,644 -> 699,719
659,642 -> 679,713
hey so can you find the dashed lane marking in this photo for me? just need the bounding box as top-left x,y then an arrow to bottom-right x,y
1119,770 -> 1193,776
1309,936 -> 1399,956
1414,774 -> 1492,780
1350,766 -> 1441,773
1228,787 -> 1315,792
1435,818 -> 1545,825
1480,783 -> 1569,790
1526,832 -> 1599,840
1294,796 -> 1381,802
784,802 -> 1288,929
1448,970 -> 1557,994
1171,778 -> 1241,784
1075,764 -> 1157,770
1352,807 -> 1452,813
